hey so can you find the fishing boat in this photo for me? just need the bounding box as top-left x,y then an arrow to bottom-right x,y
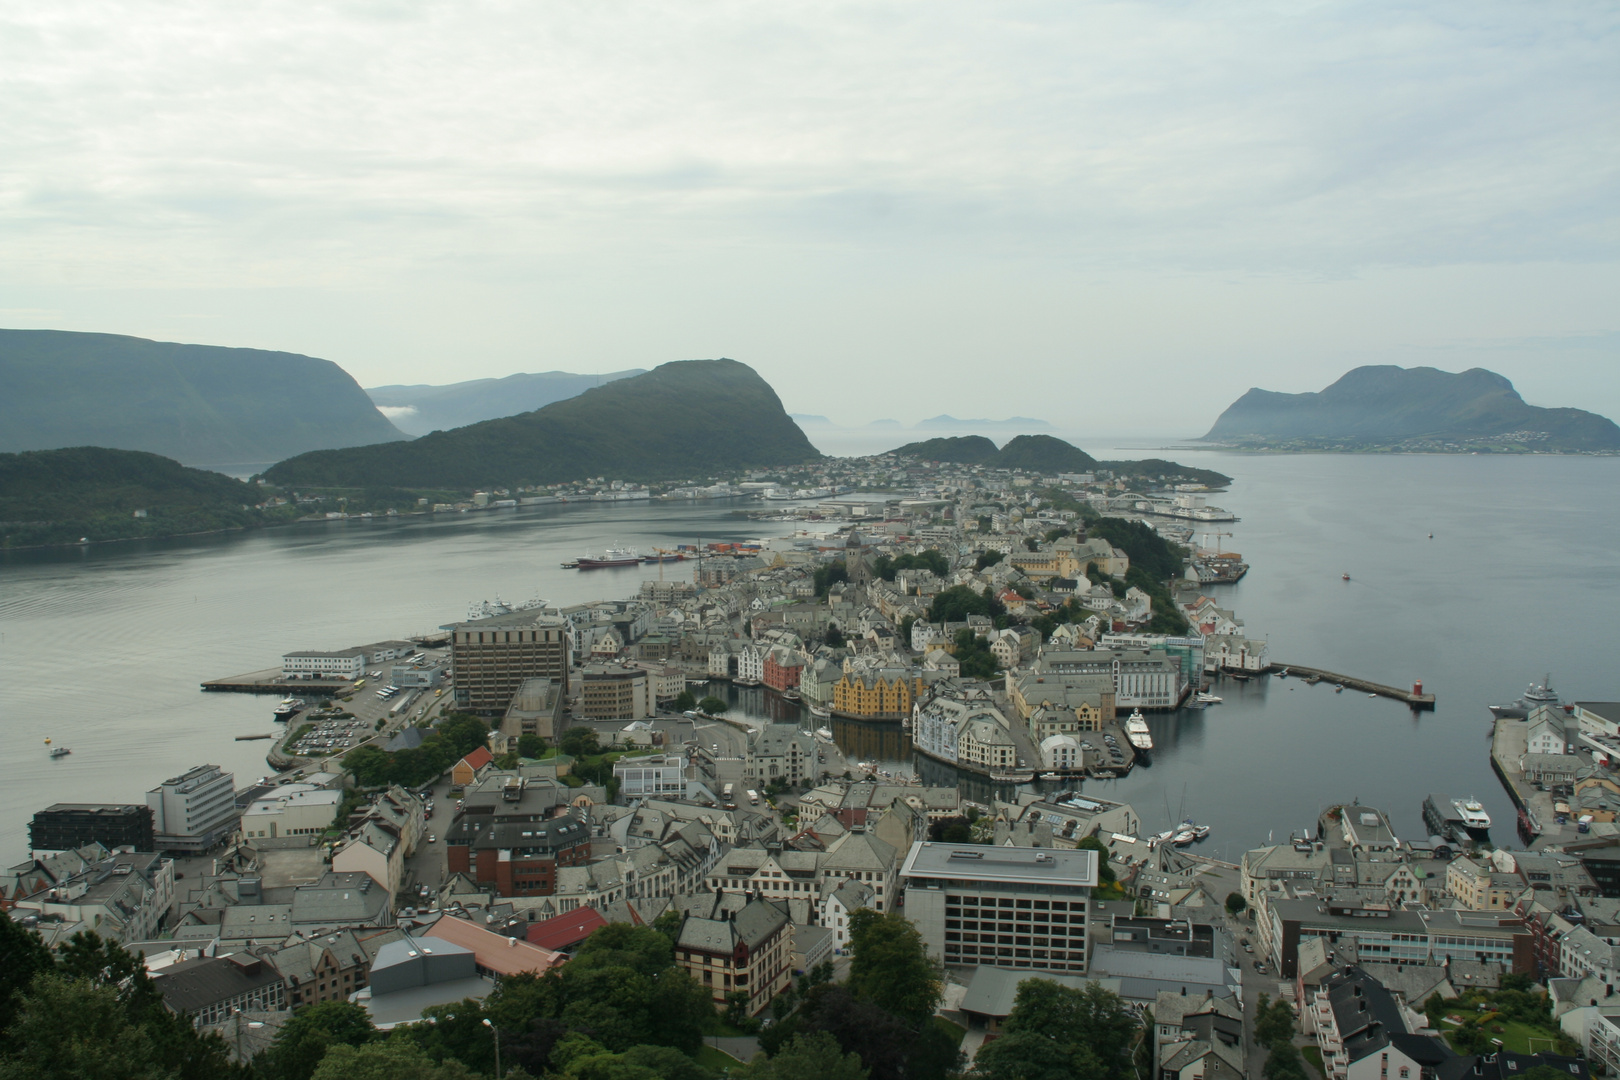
642,550 -> 686,564
50,746 -> 72,758
575,547 -> 641,569
1342,572 -> 1351,581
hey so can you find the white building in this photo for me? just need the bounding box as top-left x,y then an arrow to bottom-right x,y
239,784 -> 342,840
614,753 -> 688,798
736,644 -> 766,686
148,764 -> 238,853
282,649 -> 365,679
1040,733 -> 1081,771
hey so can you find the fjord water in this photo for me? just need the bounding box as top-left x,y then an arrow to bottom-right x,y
2,453 -> 1616,859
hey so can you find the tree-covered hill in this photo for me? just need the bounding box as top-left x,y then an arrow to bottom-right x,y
0,328 -> 407,465
266,358 -> 822,488
0,446 -> 279,548
890,433 -> 1230,485
366,368 -> 644,436
889,435 -> 1000,464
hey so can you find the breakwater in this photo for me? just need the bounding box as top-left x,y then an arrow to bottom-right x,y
1262,663 -> 1436,709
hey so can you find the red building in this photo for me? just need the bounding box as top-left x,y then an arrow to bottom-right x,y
763,648 -> 803,693
445,815 -> 591,897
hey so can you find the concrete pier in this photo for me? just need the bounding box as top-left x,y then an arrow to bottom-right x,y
1259,663 -> 1436,709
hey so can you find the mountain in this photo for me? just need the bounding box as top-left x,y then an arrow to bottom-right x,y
0,446 -> 268,548
264,358 -> 822,488
0,329 -> 408,466
916,414 -> 1054,430
367,369 -> 643,437
790,413 -> 835,426
1204,365 -> 1620,452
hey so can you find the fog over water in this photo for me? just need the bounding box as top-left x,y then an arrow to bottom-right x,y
3,451 -> 1616,860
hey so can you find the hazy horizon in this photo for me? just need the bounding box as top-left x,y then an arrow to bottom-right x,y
3,2 -> 1615,433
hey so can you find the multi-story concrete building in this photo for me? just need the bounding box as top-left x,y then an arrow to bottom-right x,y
281,649 -> 366,679
1031,648 -> 1186,710
28,803 -> 155,853
900,841 -> 1098,974
445,815 -> 591,897
1007,672 -> 1115,740
239,784 -> 342,841
147,764 -> 238,853
451,610 -> 570,713
578,663 -> 654,720
614,753 -> 688,798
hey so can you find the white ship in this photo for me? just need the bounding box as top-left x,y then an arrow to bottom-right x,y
1124,709 -> 1154,751
1453,797 -> 1492,832
1195,692 -> 1223,705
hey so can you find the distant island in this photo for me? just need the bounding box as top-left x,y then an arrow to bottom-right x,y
265,358 -> 822,489
0,329 -> 407,466
915,414 -> 1054,430
367,369 -> 643,437
890,434 -> 1232,487
1203,365 -> 1620,453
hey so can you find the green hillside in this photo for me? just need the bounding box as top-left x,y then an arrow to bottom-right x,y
0,329 -> 408,466
994,434 -> 1099,472
1205,365 -> 1620,452
265,358 -> 822,488
892,433 -> 1229,486
890,435 -> 1001,464
366,369 -> 643,436
0,447 -> 282,548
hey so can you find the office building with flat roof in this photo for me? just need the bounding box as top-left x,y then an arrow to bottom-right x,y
147,765 -> 238,853
450,611 -> 569,713
29,803 -> 155,853
900,841 -> 1098,974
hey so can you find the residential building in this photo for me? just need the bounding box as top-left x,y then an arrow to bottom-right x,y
9,850 -> 174,944
152,954 -> 288,1029
450,610 -> 570,713
822,879 -> 874,950
900,841 -> 1098,974
281,649 -> 365,679
148,765 -> 239,853
28,803 -> 155,853
445,815 -> 592,897
763,646 -> 804,692
833,668 -> 925,720
452,747 -> 495,788
675,897 -> 794,1016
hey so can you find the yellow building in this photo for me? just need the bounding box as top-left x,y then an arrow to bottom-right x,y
833,670 -> 925,720
1008,673 -> 1115,740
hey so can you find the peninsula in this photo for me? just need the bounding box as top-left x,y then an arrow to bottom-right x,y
1203,365 -> 1620,453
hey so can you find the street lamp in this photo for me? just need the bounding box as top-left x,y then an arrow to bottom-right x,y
482,1018 -> 502,1078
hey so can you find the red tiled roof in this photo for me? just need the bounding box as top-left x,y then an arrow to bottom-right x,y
525,908 -> 608,952
459,746 -> 493,771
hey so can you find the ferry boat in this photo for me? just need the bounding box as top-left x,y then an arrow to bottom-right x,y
1424,792 -> 1492,841
1195,692 -> 1223,705
1488,674 -> 1560,720
1124,709 -> 1154,751
273,698 -> 303,721
576,547 -> 641,569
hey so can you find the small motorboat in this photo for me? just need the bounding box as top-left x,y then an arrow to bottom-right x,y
1342,573 -> 1351,581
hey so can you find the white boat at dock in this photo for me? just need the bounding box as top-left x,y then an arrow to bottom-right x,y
1195,692 -> 1223,705
1125,709 -> 1154,751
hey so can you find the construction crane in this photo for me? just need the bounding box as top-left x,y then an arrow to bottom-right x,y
1199,531 -> 1234,554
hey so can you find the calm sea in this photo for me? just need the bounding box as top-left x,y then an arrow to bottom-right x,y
3,452 -> 1616,860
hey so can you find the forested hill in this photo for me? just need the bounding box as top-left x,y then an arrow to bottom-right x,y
1204,365 -> 1620,452
366,369 -> 644,436
0,447 -> 268,548
891,434 -> 1231,486
0,329 -> 407,465
265,358 -> 822,488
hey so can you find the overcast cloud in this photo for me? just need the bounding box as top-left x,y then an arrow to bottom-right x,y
2,1 -> 1616,436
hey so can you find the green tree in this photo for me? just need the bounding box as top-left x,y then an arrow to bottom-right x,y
342,744 -> 393,786
975,979 -> 1141,1080
559,726 -> 601,758
672,689 -> 697,713
847,910 -> 942,1027
825,625 -> 845,647
928,585 -> 994,623
1076,836 -> 1117,886
570,924 -> 675,976
257,1000 -> 377,1080
697,696 -> 728,715
898,616 -> 916,649
1254,997 -> 1296,1049
1262,1040 -> 1307,1080
1450,1025 -> 1491,1055
1225,892 -> 1247,916
813,560 -> 849,597
974,551 -> 1004,571
517,733 -> 546,758
741,1032 -> 868,1080
0,910 -> 55,1034
438,714 -> 490,758
310,1036 -> 477,1080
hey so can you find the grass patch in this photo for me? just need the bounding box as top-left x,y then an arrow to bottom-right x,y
693,1045 -> 744,1069
701,1016 -> 751,1038
932,1015 -> 967,1048
1438,1018 -> 1563,1055
1301,1044 -> 1326,1079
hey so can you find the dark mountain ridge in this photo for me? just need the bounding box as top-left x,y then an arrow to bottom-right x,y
366,369 -> 644,437
0,329 -> 407,466
265,358 -> 822,488
1204,365 -> 1620,451
891,434 -> 1230,486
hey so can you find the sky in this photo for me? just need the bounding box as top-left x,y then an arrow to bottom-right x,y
2,1 -> 1617,437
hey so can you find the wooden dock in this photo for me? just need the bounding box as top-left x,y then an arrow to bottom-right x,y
1261,663 -> 1435,709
